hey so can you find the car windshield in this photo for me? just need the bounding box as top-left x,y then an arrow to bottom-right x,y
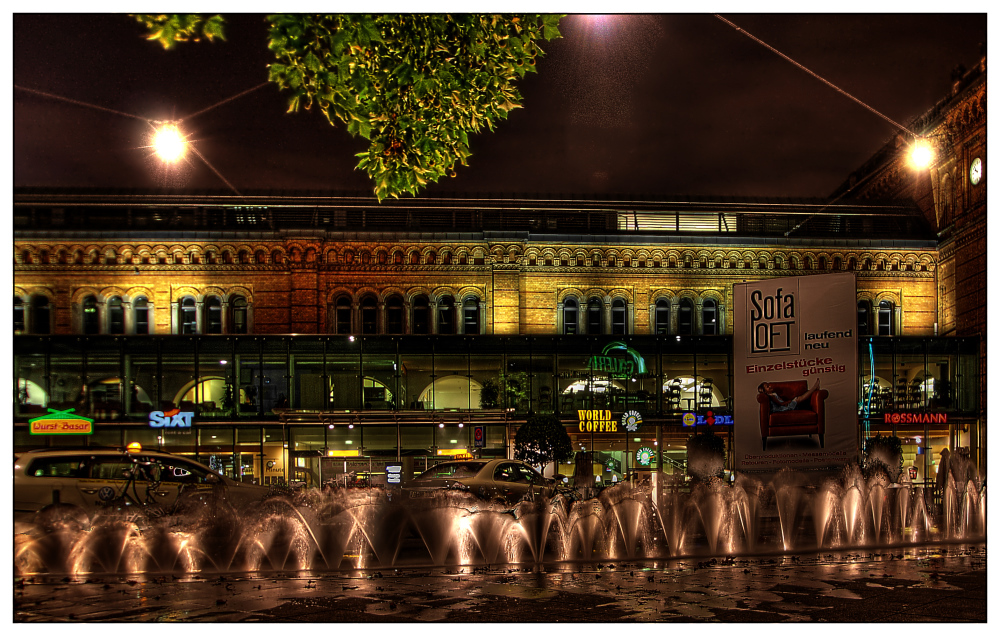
416,461 -> 486,480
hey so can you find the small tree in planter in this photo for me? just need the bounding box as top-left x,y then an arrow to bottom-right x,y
479,378 -> 501,409
862,434 -> 903,482
513,413 -> 572,475
686,432 -> 726,481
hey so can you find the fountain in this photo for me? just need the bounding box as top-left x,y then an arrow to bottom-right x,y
14,463 -> 985,576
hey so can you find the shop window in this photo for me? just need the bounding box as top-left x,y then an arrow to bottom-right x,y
360,296 -> 378,334
412,295 -> 430,334
438,296 -> 455,334
563,298 -> 579,335
82,295 -> 99,334
14,297 -> 25,334
134,297 -> 149,334
335,296 -> 352,334
678,298 -> 694,335
878,301 -> 895,336
611,298 -> 627,335
230,296 -> 247,334
180,296 -> 197,334
463,297 -> 480,335
108,296 -> 124,334
31,296 -> 50,334
654,299 -> 670,335
587,298 -> 603,334
702,298 -> 718,335
205,296 -> 222,334
386,295 -> 404,334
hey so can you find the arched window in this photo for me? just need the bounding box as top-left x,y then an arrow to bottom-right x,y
231,296 -> 247,334
386,295 -> 404,334
438,296 -> 455,334
205,296 -> 222,334
108,296 -> 124,334
82,295 -> 99,335
14,297 -> 25,334
587,297 -> 603,335
463,297 -> 480,335
401,295 -> 425,335
877,301 -> 895,336
678,298 -> 694,335
31,296 -> 50,334
335,296 -> 352,334
654,299 -> 670,335
611,298 -> 627,335
857,300 -> 872,336
563,298 -> 578,335
134,297 -> 150,334
360,296 -> 378,334
179,297 -> 197,334
702,299 -> 718,335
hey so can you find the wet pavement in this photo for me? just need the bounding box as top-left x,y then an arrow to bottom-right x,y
13,543 -> 986,622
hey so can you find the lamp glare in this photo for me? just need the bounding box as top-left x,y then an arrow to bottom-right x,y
909,139 -> 934,169
153,124 -> 186,163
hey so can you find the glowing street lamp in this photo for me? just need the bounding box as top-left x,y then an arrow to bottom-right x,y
909,138 -> 934,170
152,123 -> 187,163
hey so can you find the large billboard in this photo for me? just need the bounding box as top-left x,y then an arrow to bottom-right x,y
733,273 -> 857,471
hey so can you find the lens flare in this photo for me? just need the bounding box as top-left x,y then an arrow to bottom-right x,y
153,123 -> 187,163
909,138 -> 934,169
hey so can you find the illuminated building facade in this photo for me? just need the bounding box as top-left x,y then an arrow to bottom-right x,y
14,57 -> 985,486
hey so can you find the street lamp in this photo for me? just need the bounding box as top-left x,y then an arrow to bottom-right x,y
152,122 -> 187,163
909,138 -> 934,170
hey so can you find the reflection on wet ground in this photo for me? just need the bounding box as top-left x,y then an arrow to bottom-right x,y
14,543 -> 985,622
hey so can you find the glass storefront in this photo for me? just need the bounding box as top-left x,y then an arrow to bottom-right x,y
15,334 -> 981,486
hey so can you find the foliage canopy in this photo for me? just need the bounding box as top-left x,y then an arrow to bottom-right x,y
513,414 -> 572,471
133,14 -> 563,200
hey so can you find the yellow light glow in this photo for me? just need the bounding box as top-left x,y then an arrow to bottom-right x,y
153,124 -> 186,163
327,449 -> 359,457
126,442 -> 142,453
909,139 -> 934,169
436,448 -> 471,457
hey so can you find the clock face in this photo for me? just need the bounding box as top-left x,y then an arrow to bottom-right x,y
970,157 -> 983,185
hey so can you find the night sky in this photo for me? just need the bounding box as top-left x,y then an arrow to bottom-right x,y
13,13 -> 987,199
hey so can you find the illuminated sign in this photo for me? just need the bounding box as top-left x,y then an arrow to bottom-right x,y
473,425 -> 485,448
635,447 -> 655,467
681,410 -> 734,427
385,463 -> 403,485
28,408 -> 94,435
577,409 -> 618,433
621,410 -> 642,432
884,412 -> 948,425
437,449 -> 472,458
587,341 -> 647,379
149,408 -> 194,428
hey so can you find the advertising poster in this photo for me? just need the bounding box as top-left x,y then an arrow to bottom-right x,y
734,273 -> 857,471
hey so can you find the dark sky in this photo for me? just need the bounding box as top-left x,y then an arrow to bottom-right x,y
13,14 -> 987,198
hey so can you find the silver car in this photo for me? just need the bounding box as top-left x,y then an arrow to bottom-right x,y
14,446 -> 272,523
403,458 -> 553,504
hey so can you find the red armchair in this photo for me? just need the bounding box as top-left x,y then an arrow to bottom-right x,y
757,380 -> 829,451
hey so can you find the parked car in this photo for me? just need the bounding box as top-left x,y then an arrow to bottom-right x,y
14,445 -> 273,523
402,458 -> 554,505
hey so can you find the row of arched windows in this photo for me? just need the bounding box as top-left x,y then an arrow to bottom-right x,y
560,297 -> 720,336
174,295 -> 249,335
14,294 -> 899,337
858,300 -> 896,336
331,294 -> 481,335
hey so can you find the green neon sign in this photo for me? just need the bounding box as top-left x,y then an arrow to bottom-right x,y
587,341 -> 647,378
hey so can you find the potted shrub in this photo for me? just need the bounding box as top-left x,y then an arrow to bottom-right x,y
686,432 -> 725,481
862,434 -> 903,481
